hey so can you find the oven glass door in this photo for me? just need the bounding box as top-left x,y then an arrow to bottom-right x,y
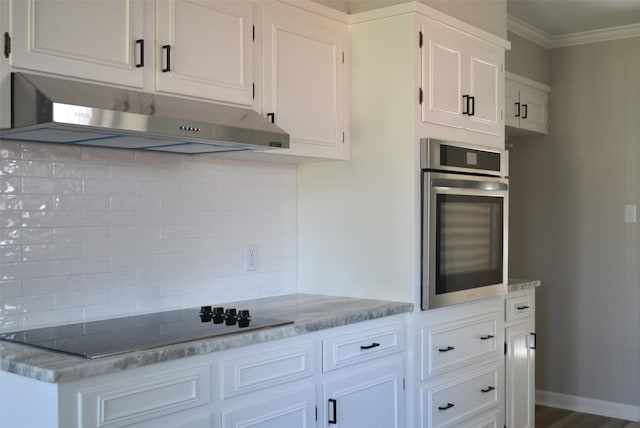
435,194 -> 503,294
422,172 -> 508,309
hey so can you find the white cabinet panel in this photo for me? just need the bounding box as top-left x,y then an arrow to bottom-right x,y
421,365 -> 499,428
221,342 -> 314,398
260,2 -> 348,159
505,73 -> 549,135
221,387 -> 316,428
323,359 -> 404,428
9,0 -> 145,87
323,323 -> 403,372
420,17 -> 504,141
77,365 -> 210,428
155,0 -> 254,105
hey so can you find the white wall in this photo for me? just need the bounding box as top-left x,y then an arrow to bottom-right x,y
509,37 -> 640,408
0,141 -> 297,333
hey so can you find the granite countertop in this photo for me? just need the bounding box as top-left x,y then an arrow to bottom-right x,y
508,278 -> 541,292
0,294 -> 413,384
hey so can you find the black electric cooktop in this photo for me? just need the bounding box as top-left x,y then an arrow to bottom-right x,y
0,307 -> 292,359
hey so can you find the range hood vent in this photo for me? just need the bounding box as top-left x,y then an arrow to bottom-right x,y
0,73 -> 289,154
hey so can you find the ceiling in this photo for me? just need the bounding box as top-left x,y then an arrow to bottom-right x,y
507,0 -> 640,45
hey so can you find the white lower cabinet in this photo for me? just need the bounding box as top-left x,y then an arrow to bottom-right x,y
416,298 -> 504,428
504,289 -> 536,428
323,359 -> 404,427
0,315 -> 406,428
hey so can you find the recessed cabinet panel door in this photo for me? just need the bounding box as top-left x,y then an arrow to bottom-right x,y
505,80 -> 520,128
467,42 -> 502,136
156,0 -> 254,106
262,4 -> 346,158
421,23 -> 465,129
323,360 -> 403,428
505,322 -> 535,428
519,86 -> 548,133
9,0 -> 144,87
221,387 -> 315,428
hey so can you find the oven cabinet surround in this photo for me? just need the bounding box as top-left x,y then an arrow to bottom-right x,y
5,0 -> 349,160
0,310 -> 409,428
414,297 -> 504,428
504,287 -> 536,428
505,72 -> 550,135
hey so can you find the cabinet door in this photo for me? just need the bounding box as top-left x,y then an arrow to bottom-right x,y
505,80 -> 521,128
9,0 -> 145,87
221,387 -> 316,428
466,40 -> 503,136
156,0 -> 254,106
505,322 -> 535,428
518,85 -> 548,133
421,20 -> 466,130
261,2 -> 348,159
323,359 -> 403,427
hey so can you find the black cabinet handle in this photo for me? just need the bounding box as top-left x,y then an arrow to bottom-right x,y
515,102 -> 521,118
530,332 -> 537,350
328,399 -> 337,424
516,305 -> 530,310
266,112 -> 276,123
162,44 -> 171,72
360,342 -> 380,350
462,94 -> 470,115
135,39 -> 144,68
438,346 -> 455,353
481,386 -> 496,393
522,104 -> 528,119
438,403 -> 455,411
469,96 -> 475,116
480,335 -> 495,340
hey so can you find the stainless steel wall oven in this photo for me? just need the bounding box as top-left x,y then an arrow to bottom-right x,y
421,139 -> 508,310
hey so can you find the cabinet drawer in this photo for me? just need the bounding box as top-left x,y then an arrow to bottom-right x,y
322,323 -> 404,372
221,342 -> 315,399
421,315 -> 498,379
422,366 -> 499,428
78,365 -> 210,428
505,294 -> 534,322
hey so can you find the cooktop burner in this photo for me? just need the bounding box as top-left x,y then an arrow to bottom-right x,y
0,307 -> 292,359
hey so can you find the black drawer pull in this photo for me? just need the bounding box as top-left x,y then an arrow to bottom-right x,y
480,335 -> 495,340
162,44 -> 171,72
481,386 -> 496,393
328,398 -> 337,424
266,112 -> 276,123
516,305 -> 530,310
135,39 -> 144,68
438,403 -> 455,411
515,102 -> 521,118
360,342 -> 380,350
438,346 -> 455,353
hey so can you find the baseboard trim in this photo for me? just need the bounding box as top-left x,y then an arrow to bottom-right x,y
536,390 -> 640,422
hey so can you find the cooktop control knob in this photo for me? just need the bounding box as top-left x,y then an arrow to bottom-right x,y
238,309 -> 251,328
225,308 -> 237,325
212,307 -> 225,324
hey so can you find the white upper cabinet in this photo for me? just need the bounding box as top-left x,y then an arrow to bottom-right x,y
420,16 -> 505,144
9,0 -> 145,88
259,2 -> 349,160
505,72 -> 550,135
155,0 -> 255,106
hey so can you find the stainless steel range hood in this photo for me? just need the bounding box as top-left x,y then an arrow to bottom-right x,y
0,73 -> 289,154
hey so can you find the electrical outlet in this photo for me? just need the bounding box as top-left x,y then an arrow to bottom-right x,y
625,204 -> 637,224
245,243 -> 258,272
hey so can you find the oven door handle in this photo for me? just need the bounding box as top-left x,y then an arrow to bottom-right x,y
431,178 -> 508,192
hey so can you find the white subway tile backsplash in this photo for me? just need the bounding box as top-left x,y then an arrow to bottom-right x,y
0,142 -> 297,331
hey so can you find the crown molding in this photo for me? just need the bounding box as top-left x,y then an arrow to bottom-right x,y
507,14 -> 552,48
508,14 -> 640,49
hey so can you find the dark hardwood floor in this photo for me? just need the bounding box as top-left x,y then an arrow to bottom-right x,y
536,405 -> 640,427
